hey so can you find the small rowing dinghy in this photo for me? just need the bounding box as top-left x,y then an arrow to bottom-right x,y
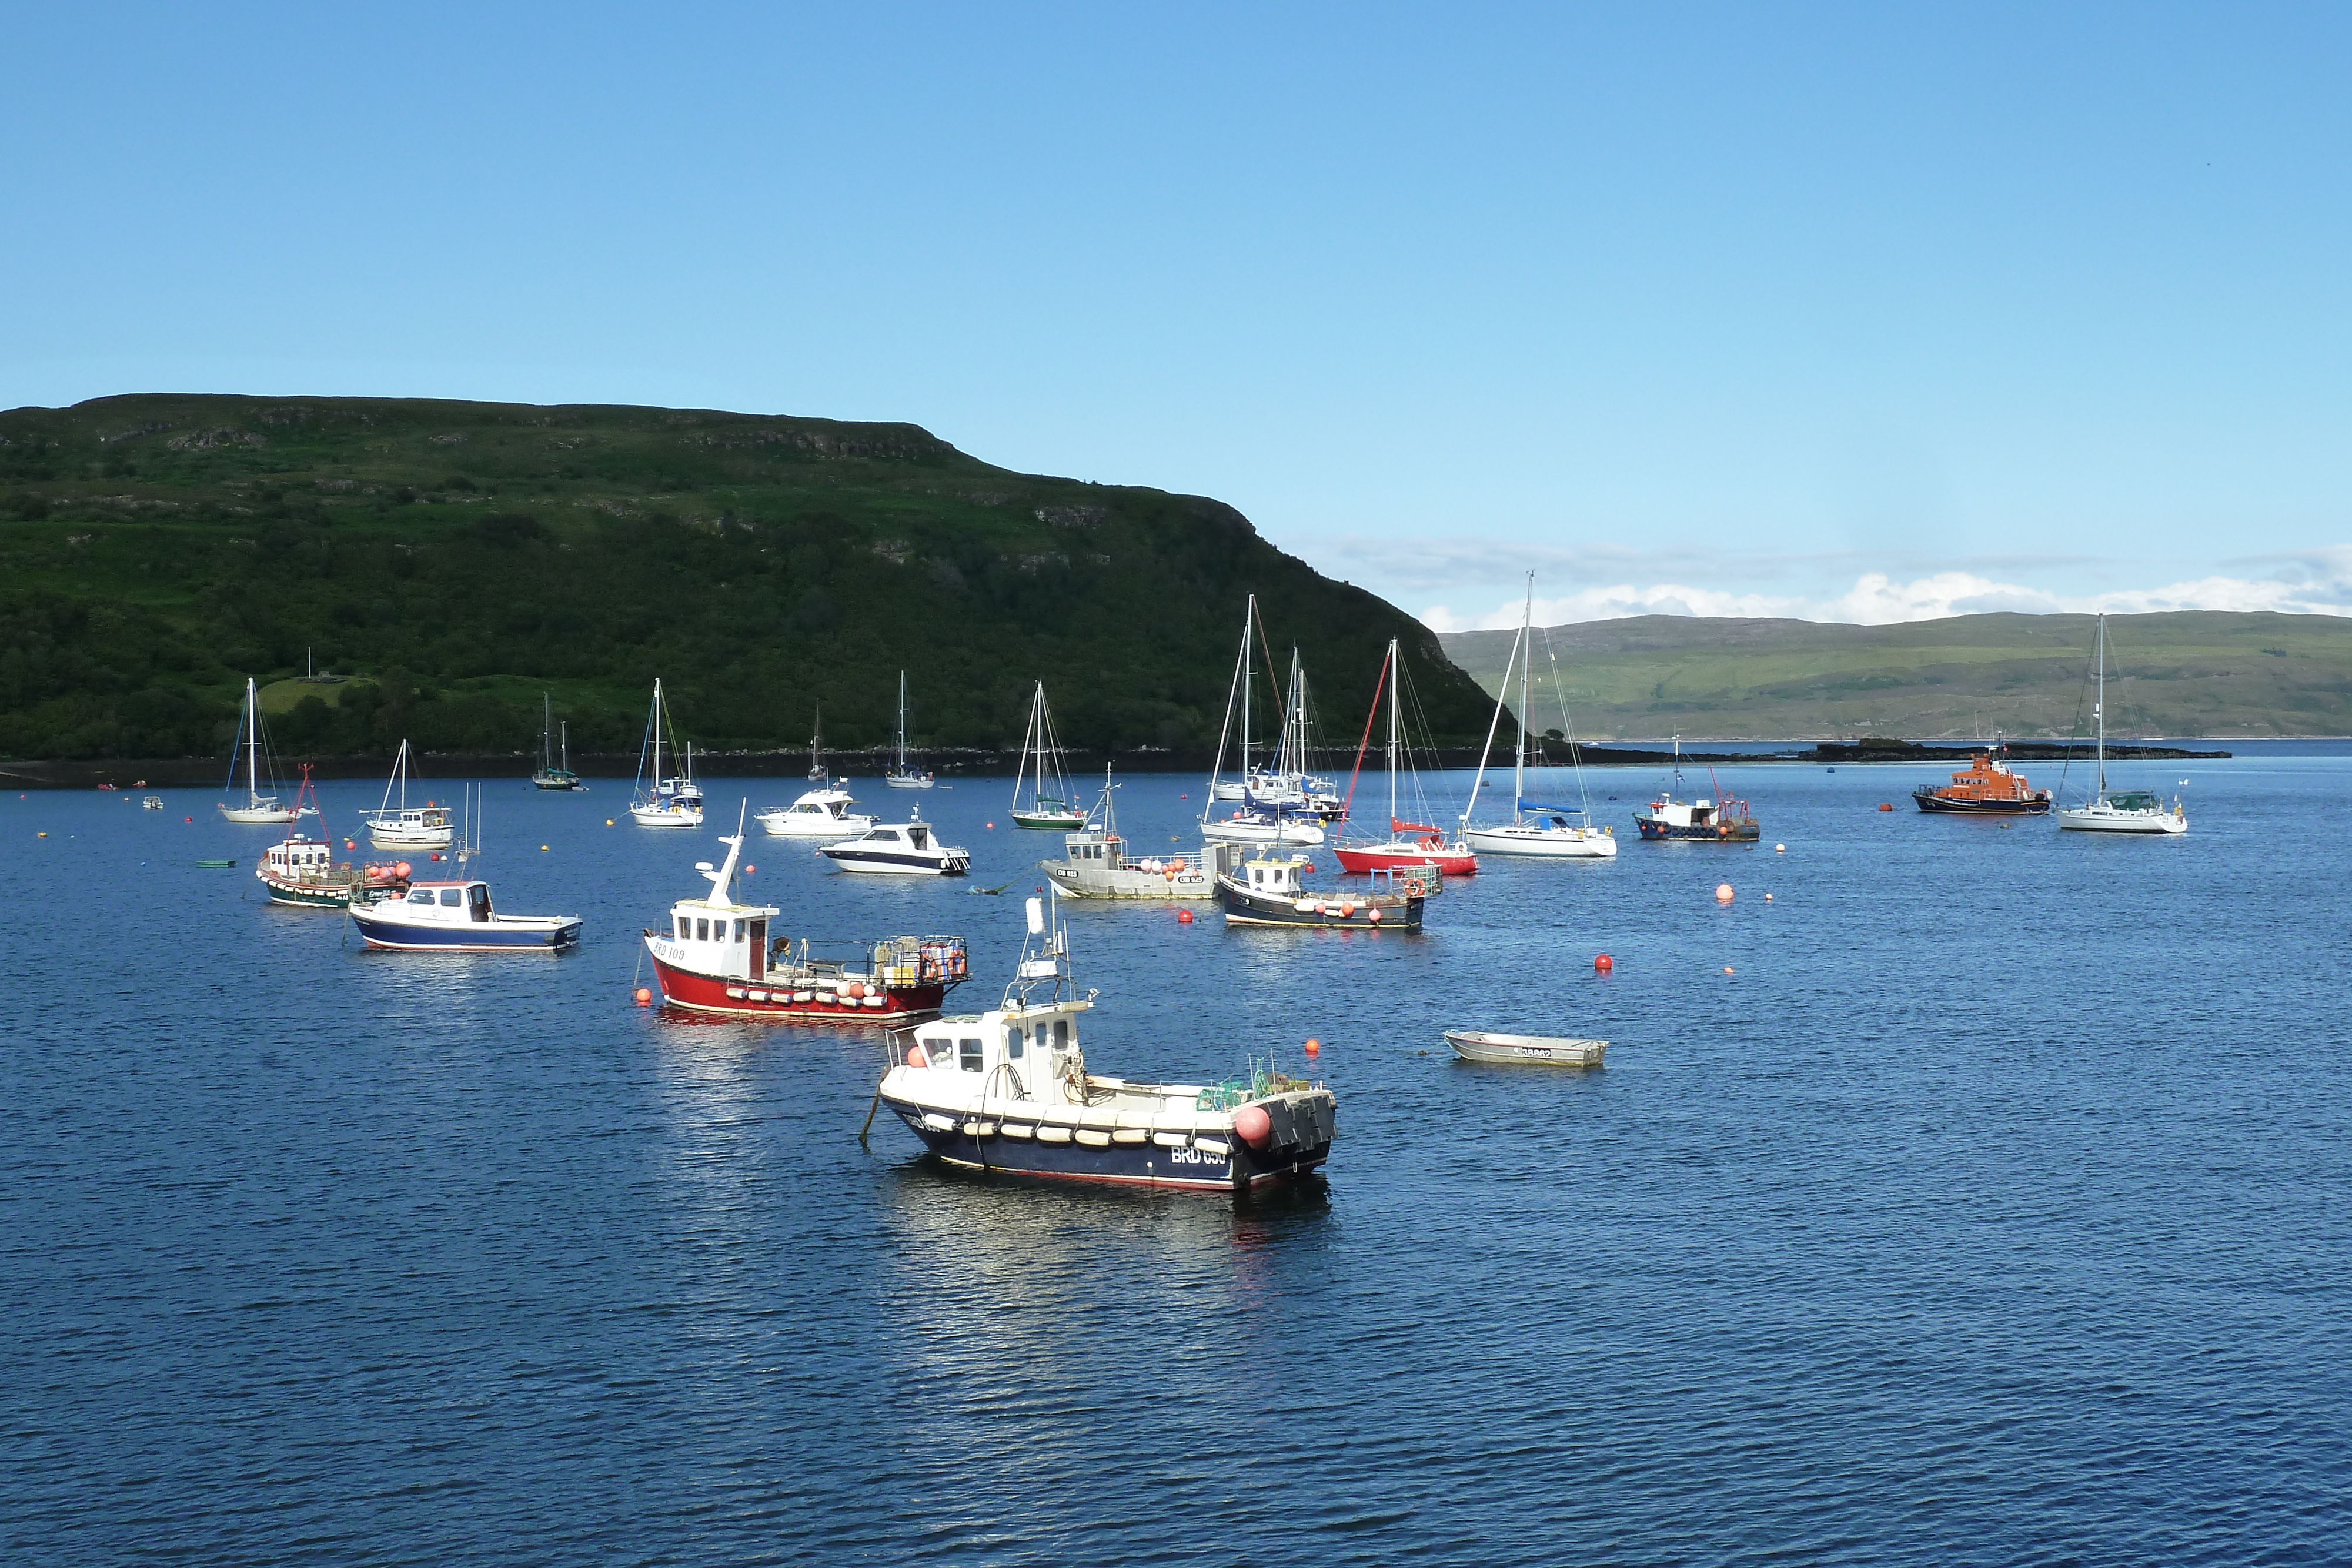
1444,1030 -> 1606,1067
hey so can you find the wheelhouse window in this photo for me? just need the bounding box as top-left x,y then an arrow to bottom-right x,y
696,918 -> 710,941
1006,1027 -> 1024,1058
409,888 -> 432,904
440,888 -> 463,906
675,916 -> 689,939
734,921 -> 746,942
1053,1021 -> 1070,1049
958,1038 -> 983,1072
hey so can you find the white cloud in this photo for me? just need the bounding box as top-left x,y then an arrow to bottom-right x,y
1421,559 -> 2352,632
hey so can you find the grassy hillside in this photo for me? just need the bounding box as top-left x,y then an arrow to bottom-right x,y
0,394 -> 1492,761
1438,611 -> 2352,740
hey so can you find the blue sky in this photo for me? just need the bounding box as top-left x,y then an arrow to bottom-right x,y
5,4 -> 2348,628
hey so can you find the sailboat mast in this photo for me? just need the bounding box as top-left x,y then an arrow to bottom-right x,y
246,677 -> 260,804
2095,613 -> 2107,794
652,680 -> 666,784
1241,596 -> 1255,781
1514,577 -> 1532,819
1387,638 -> 1400,828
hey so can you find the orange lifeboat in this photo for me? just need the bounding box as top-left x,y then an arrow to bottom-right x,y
1912,748 -> 2053,815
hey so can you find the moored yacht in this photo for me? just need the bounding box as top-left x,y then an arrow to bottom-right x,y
875,894 -> 1337,1191
1335,637 -> 1479,875
2056,614 -> 2187,835
629,679 -> 703,828
1462,581 -> 1618,859
218,677 -> 304,824
763,713 -> 877,835
360,740 -> 455,850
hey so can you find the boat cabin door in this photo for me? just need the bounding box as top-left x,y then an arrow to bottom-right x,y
468,884 -> 492,922
748,918 -> 767,979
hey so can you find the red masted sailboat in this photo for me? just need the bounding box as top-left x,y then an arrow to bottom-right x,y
1333,637 -> 1478,877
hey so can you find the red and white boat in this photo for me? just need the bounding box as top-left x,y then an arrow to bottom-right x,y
1331,637 -> 1479,877
642,804 -> 969,1022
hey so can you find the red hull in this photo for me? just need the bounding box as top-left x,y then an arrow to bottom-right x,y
1333,844 -> 1478,877
649,951 -> 946,1023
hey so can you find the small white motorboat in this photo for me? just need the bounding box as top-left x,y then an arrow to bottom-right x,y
820,807 -> 970,875
1444,1030 -> 1607,1067
759,783 -> 876,837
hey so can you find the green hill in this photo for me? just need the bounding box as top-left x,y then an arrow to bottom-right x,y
0,393 -> 1492,761
1438,611 -> 2352,740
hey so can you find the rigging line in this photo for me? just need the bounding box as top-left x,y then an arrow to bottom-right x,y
1339,646 -> 1388,827
2055,623 -> 2096,803
1538,625 -> 1596,822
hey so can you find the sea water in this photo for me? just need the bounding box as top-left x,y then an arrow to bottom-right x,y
4,756 -> 2347,1564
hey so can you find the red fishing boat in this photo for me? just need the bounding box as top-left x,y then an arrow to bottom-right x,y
1331,637 -> 1479,877
1912,746 -> 2053,816
642,805 -> 968,1022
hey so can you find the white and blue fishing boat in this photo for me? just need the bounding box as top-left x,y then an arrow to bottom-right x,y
874,894 -> 1337,1192
348,786 -> 581,951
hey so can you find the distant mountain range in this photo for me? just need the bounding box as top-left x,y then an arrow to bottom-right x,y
1437,611 -> 2352,740
0,394 -> 1494,761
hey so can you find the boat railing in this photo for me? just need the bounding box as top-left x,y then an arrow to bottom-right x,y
1369,864 -> 1442,898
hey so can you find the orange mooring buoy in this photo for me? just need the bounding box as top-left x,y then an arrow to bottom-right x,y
1177,908 -> 1195,924
1595,953 -> 1614,973
1878,803 -> 1893,812
1715,883 -> 1734,904
634,987 -> 653,1006
1723,966 -> 1736,976
1304,1038 -> 1320,1058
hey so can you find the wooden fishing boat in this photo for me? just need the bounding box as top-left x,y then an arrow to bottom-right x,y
1041,767 -> 1214,898
1444,1030 -> 1607,1067
256,767 -> 411,908
1214,842 -> 1429,930
875,894 -> 1336,1191
1634,737 -> 1760,842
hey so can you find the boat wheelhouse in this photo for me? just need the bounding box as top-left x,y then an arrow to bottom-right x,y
1913,747 -> 2053,815
874,894 -> 1337,1192
350,880 -> 582,951
819,807 -> 970,875
643,807 -> 970,1020
1213,842 -> 1429,930
1040,767 -> 1212,898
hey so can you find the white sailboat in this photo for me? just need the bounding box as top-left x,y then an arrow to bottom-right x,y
1461,579 -> 1618,858
629,679 -> 704,828
884,671 -> 935,789
1010,683 -> 1086,830
218,677 -> 304,824
2056,613 -> 2187,835
360,740 -> 455,850
1200,597 -> 1324,847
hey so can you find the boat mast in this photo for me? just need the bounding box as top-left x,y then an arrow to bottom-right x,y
1514,576 -> 1532,824
1387,637 -> 1401,830
896,671 -> 909,773
1240,596 -> 1255,783
2094,612 -> 2107,795
652,680 -> 666,788
1461,617 -> 1521,832
246,677 -> 261,805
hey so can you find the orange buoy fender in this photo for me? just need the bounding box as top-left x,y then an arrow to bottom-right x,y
907,1044 -> 929,1069
1233,1104 -> 1274,1149
846,982 -> 866,1000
